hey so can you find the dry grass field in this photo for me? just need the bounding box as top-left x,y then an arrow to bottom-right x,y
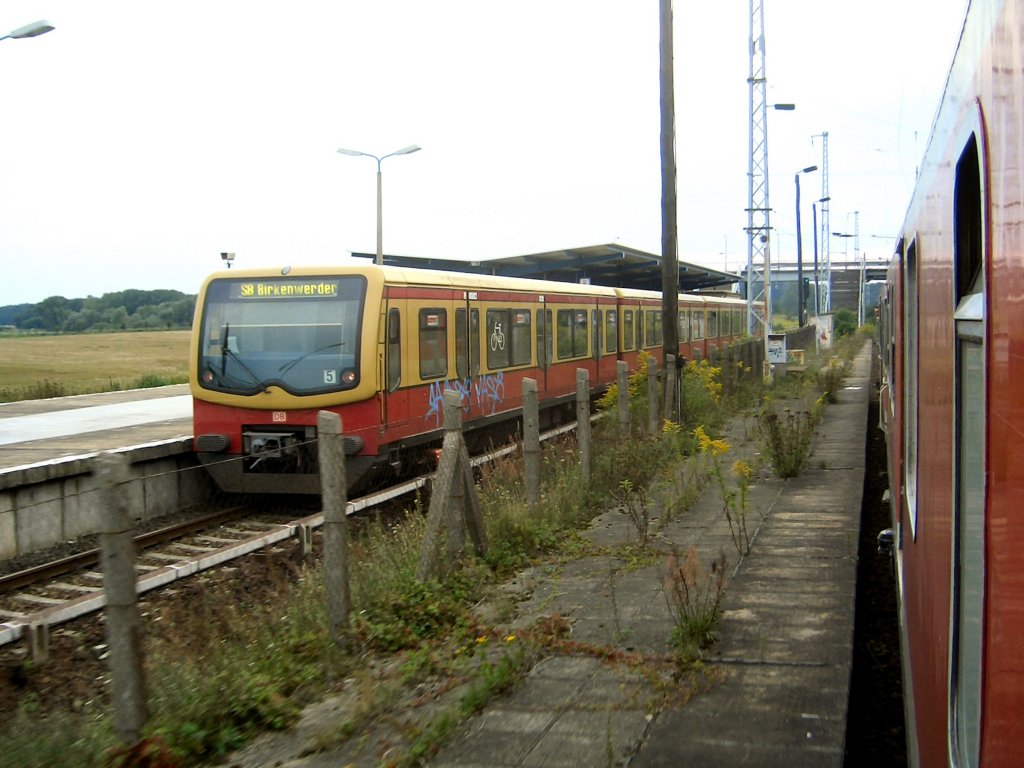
0,330 -> 190,401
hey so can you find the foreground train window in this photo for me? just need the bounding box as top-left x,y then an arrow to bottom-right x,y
197,275 -> 365,396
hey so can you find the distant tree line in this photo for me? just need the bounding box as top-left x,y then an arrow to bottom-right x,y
0,289 -> 196,333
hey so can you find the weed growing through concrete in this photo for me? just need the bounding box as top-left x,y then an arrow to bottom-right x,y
694,425 -> 755,556
614,478 -> 651,545
663,546 -> 728,657
754,406 -> 817,478
817,356 -> 848,403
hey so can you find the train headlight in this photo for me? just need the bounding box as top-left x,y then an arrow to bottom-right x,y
341,368 -> 357,385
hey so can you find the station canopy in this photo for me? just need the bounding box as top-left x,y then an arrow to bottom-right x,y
352,243 -> 739,293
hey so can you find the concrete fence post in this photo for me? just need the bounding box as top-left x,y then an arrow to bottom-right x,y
417,390 -> 486,579
443,393 -> 467,564
318,411 -> 351,644
616,361 -> 630,433
647,356 -> 658,436
522,378 -> 540,508
576,369 -> 591,483
95,451 -> 148,744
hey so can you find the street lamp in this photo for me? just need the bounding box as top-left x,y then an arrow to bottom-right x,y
336,144 -> 422,265
0,19 -> 54,41
794,165 -> 818,327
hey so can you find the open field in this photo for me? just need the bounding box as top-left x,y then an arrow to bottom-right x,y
0,330 -> 190,401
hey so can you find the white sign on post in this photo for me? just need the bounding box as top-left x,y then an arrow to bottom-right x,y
767,333 -> 787,365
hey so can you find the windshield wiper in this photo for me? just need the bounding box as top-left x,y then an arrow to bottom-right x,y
277,342 -> 346,377
218,322 -> 264,388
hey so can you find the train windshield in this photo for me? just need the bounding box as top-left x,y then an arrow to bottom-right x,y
197,275 -> 366,396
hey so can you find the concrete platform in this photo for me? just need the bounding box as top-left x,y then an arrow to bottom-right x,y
430,343 -> 872,767
0,384 -> 192,473
0,385 -> 206,561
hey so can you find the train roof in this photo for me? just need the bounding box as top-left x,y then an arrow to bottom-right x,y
200,263 -> 748,305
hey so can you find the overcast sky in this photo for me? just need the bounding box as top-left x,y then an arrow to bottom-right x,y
0,1 -> 967,306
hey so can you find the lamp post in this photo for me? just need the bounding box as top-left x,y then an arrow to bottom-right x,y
0,19 -> 54,41
794,165 -> 817,327
336,144 -> 421,265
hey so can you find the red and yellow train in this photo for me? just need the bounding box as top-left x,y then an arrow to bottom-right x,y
189,264 -> 752,494
878,0 -> 1024,764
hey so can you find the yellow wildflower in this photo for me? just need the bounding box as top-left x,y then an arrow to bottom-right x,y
730,460 -> 753,480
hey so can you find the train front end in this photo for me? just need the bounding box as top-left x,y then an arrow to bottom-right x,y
189,266 -> 384,494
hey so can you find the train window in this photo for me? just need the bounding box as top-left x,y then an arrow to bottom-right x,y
387,308 -> 401,391
536,309 -> 552,369
486,309 -> 511,369
707,310 -> 718,338
418,309 -> 448,380
455,308 -> 480,380
678,309 -> 689,343
605,310 -> 618,353
623,310 -> 635,351
955,137 -> 983,307
693,310 -> 705,340
721,308 -> 731,337
734,309 -> 744,337
556,308 -> 588,359
904,240 -> 919,538
511,309 -> 531,366
951,134 -> 984,768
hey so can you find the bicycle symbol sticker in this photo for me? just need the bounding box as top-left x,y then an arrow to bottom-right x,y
489,322 -> 506,351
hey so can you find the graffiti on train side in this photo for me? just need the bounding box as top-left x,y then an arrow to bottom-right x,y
426,372 -> 506,425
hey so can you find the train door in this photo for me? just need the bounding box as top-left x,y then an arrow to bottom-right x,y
949,135 -> 985,768
456,294 -> 480,407
535,298 -> 552,392
603,300 -> 618,384
383,290 -> 409,434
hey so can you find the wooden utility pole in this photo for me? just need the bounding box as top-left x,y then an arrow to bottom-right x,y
660,0 -> 679,377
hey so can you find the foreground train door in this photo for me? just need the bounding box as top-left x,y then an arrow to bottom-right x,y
950,134 -> 985,767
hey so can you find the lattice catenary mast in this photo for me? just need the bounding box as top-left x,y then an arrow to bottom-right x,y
746,0 -> 771,337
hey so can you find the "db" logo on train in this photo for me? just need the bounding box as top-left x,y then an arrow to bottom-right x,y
272,412 -> 287,423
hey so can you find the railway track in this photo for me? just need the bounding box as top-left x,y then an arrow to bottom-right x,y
0,506 -> 309,648
0,418 -> 583,650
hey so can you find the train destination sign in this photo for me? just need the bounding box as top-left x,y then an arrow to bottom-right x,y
235,281 -> 340,299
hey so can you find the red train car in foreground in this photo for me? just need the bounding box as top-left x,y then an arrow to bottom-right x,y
878,0 -> 1024,764
189,265 -> 752,495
